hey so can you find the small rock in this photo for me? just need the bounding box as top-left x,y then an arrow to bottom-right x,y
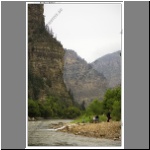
31,117 -> 35,121
114,137 -> 119,141
100,133 -> 105,137
66,125 -> 69,131
28,117 -> 31,121
58,122 -> 63,126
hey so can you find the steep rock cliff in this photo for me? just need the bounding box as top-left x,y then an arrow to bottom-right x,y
28,4 -> 73,106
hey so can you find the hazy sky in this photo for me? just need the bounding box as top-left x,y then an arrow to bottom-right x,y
44,3 -> 122,63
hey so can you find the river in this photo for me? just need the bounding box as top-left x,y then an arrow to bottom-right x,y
28,119 -> 121,147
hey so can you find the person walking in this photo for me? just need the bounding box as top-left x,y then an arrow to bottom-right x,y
107,112 -> 111,122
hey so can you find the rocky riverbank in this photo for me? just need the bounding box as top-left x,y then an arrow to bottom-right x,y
28,120 -> 121,146
57,121 -> 121,141
28,118 -> 121,141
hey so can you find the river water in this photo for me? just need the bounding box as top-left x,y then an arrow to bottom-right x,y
28,119 -> 121,147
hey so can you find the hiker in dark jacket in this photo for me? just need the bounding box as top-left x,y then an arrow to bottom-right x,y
107,112 -> 111,122
95,115 -> 99,123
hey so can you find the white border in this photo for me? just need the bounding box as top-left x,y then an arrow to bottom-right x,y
121,2 -> 124,148
26,1 -> 124,149
26,2 -> 28,148
0,2 -> 2,150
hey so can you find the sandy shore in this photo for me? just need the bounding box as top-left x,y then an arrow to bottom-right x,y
58,121 -> 121,141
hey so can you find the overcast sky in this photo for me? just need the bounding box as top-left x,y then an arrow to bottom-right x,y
44,3 -> 122,63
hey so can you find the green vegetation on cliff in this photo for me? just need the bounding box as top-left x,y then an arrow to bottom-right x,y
28,97 -> 81,119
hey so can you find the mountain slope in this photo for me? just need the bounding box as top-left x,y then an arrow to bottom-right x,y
28,4 -> 73,106
91,50 -> 121,88
63,49 -> 108,106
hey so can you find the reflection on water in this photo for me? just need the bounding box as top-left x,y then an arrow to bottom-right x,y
28,119 -> 121,147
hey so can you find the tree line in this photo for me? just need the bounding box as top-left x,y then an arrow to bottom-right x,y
28,96 -> 81,119
28,85 -> 121,121
77,85 -> 121,122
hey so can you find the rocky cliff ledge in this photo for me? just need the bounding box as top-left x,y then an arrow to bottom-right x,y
28,4 -> 73,106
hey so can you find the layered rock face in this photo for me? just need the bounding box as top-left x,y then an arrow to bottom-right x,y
91,50 -> 121,88
63,50 -> 108,106
28,4 -> 72,106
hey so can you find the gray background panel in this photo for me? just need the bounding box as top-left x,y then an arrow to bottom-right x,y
1,1 -> 26,149
124,1 -> 149,149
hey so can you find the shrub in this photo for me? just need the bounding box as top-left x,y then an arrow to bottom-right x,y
28,99 -> 40,117
112,101 -> 121,121
86,99 -> 104,115
44,106 -> 53,118
64,106 -> 81,119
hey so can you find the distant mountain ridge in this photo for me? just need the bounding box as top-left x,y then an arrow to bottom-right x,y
63,49 -> 108,106
91,50 -> 121,88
